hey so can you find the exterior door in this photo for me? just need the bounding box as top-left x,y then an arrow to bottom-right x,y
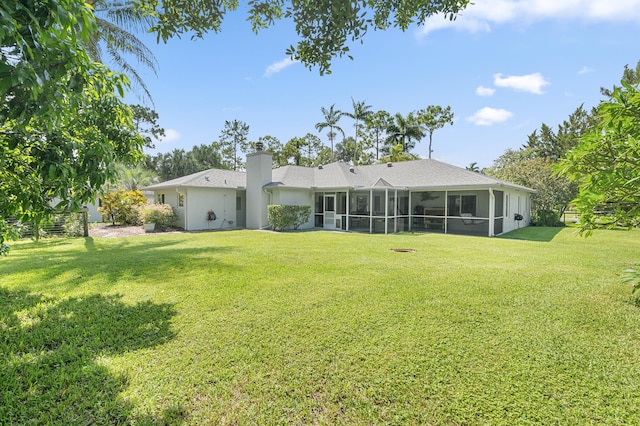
324,194 -> 336,230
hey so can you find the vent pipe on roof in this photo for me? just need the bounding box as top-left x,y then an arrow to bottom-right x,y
318,165 -> 323,169
387,162 -> 393,167
255,141 -> 263,151
349,166 -> 355,173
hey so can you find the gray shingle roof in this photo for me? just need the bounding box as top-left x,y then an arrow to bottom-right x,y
269,159 -> 534,192
144,168 -> 246,190
145,159 -> 534,193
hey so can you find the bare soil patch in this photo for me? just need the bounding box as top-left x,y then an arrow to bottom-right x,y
89,223 -> 183,238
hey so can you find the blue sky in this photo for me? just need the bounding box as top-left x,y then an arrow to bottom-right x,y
125,0 -> 640,169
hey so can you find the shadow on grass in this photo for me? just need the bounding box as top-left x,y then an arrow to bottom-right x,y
498,226 -> 564,242
0,287 -> 184,424
3,236 -> 237,294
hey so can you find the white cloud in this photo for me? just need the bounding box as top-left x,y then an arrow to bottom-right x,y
264,58 -> 298,77
476,86 -> 496,96
466,107 -> 513,126
419,0 -> 640,35
493,72 -> 549,94
158,128 -> 180,143
578,66 -> 593,74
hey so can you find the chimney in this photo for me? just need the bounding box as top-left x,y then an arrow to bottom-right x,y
246,148 -> 273,229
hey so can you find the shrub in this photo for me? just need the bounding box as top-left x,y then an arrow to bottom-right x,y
137,204 -> 177,231
99,190 -> 147,225
531,209 -> 563,227
267,205 -> 311,231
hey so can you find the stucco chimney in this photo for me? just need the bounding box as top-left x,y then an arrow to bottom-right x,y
245,147 -> 273,229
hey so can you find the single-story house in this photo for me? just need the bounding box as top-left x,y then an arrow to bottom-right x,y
145,146 -> 534,236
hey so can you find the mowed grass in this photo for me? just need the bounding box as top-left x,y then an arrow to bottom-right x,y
1,228 -> 640,425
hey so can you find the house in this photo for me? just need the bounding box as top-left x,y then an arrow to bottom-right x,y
145,145 -> 534,236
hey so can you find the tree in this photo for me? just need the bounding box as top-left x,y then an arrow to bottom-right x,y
130,104 -> 165,148
486,148 -> 577,226
283,137 -> 305,166
378,144 -> 418,163
189,143 -> 224,170
557,81 -> 640,233
1,0 -> 145,255
335,136 -> 356,163
415,105 -> 454,158
600,60 -> 640,98
466,162 -> 480,173
87,0 -> 159,102
114,163 -> 158,190
138,0 -> 470,75
344,98 -> 373,164
257,135 -> 287,167
386,112 -> 424,153
525,105 -> 597,161
363,110 -> 392,160
147,143 -> 224,181
315,104 -> 345,161
215,120 -> 250,171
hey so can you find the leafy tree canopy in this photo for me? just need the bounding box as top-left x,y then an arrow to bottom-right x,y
557,81 -> 640,234
1,0 -> 144,254
524,105 -> 597,161
486,148 -> 577,225
137,0 -> 470,74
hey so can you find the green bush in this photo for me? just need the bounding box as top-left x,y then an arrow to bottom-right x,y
99,190 -> 147,225
532,209 -> 563,227
137,204 -> 177,231
267,205 -> 311,231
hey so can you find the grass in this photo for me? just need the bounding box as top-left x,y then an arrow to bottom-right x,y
1,228 -> 640,425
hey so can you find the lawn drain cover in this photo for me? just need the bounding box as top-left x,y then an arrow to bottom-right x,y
391,248 -> 416,253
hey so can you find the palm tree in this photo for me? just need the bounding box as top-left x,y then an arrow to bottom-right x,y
466,162 -> 480,173
378,144 -> 418,163
86,0 -> 158,103
344,98 -> 373,165
385,112 -> 424,153
315,104 -> 345,161
115,163 -> 158,190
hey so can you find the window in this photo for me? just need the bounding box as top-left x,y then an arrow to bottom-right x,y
178,193 -> 184,207
325,195 -> 335,212
505,194 -> 510,217
157,193 -> 165,204
448,194 -> 476,216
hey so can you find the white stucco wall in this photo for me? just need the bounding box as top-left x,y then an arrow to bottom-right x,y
152,187 -> 239,231
184,187 -> 238,231
270,188 -> 315,229
501,189 -> 532,234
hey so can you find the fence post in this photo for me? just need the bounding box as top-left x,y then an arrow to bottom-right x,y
82,206 -> 89,237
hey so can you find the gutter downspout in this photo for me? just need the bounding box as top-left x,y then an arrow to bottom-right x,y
489,188 -> 495,237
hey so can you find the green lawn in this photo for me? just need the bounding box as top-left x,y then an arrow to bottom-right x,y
1,228 -> 640,425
